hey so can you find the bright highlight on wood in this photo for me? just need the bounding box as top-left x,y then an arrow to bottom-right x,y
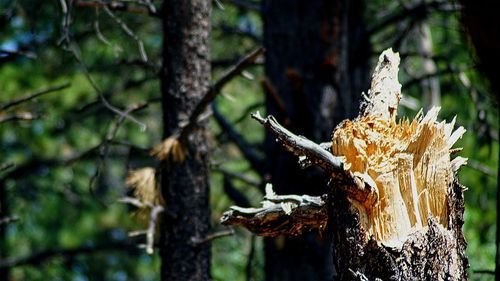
333,107 -> 466,245
331,49 -> 466,246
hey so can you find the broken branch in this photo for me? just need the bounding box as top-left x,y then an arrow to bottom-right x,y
251,112 -> 344,174
221,185 -> 328,236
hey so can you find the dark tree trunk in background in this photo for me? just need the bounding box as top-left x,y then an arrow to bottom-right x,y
261,0 -> 370,280
159,1 -> 211,280
460,2 -> 500,279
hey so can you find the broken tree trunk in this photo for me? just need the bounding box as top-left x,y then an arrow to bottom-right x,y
221,49 -> 469,280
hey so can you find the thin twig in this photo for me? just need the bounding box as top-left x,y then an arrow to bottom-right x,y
190,228 -> 235,247
214,166 -> 261,188
76,0 -> 160,17
245,235 -> 256,281
118,197 -> 164,254
0,163 -> 14,172
0,83 -> 70,111
103,5 -> 149,62
74,43 -> 146,130
223,176 -> 252,208
0,215 -> 19,225
146,205 -> 164,254
212,103 -> 265,175
0,113 -> 40,123
0,241 -> 137,269
466,159 -> 496,178
88,102 -> 149,202
0,49 -> 37,60
473,269 -> 495,275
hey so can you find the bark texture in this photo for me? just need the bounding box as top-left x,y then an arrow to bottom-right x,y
159,1 -> 211,280
261,0 -> 369,280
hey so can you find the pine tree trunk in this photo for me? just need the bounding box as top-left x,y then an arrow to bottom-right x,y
261,0 -> 369,280
159,1 -> 211,280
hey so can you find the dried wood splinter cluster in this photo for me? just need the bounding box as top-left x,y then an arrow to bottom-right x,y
332,49 -> 467,246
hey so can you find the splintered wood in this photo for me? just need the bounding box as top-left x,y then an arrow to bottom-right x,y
332,49 -> 466,246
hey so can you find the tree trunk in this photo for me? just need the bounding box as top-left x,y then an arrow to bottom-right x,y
159,1 -> 211,280
261,0 -> 369,280
222,49 -> 468,281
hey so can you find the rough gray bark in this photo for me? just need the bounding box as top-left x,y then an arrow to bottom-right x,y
159,1 -> 211,280
329,180 -> 468,280
261,0 -> 370,280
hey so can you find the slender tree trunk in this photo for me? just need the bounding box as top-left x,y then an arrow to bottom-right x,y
261,0 -> 369,280
159,1 -> 211,280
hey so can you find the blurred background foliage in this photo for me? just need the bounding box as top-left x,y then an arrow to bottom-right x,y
0,0 -> 498,280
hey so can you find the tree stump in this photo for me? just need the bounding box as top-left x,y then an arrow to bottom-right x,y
221,49 -> 469,280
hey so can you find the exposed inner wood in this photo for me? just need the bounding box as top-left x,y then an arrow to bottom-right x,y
332,49 -> 466,246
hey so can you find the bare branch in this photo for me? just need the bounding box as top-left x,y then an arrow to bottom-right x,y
0,163 -> 14,172
0,241 -> 137,269
118,197 -> 164,254
214,166 -> 261,188
65,40 -> 147,130
368,0 -> 460,36
145,205 -> 163,254
0,215 -> 19,225
223,176 -> 252,208
190,228 -> 235,246
250,112 -> 344,175
102,5 -> 149,62
0,112 -> 40,123
212,103 -> 265,174
466,159 -> 496,178
179,47 -> 264,142
0,83 -> 70,111
76,0 -> 160,17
